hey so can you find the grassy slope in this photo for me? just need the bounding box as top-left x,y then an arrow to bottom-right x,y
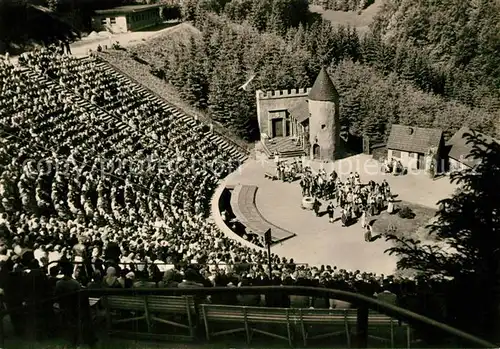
309,0 -> 384,32
129,22 -> 202,69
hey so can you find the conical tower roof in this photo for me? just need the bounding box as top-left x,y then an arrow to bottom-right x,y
308,67 -> 339,102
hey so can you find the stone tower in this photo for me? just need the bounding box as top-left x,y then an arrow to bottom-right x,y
307,67 -> 341,161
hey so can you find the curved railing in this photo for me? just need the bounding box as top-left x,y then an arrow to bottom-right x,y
1,286 -> 495,348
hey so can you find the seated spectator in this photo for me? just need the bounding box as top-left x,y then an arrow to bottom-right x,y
55,262 -> 96,348
161,269 -> 180,288
290,275 -> 310,308
87,271 -> 103,289
74,266 -> 88,286
48,265 -> 60,293
310,278 -> 329,309
265,276 -> 290,308
375,282 -> 397,305
103,267 -> 121,288
124,271 -> 135,288
178,268 -> 204,289
237,278 -> 261,306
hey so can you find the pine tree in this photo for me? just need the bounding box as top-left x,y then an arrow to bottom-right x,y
340,91 -> 363,136
346,27 -> 361,62
248,0 -> 270,32
268,0 -> 286,36
359,32 -> 379,65
181,0 -> 198,21
184,35 -> 209,109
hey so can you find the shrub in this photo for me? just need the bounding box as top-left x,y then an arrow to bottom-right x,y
398,206 -> 416,219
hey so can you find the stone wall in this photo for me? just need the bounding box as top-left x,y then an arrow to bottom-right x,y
308,100 -> 340,160
256,88 -> 311,136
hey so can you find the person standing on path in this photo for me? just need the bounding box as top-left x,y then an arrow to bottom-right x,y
64,39 -> 72,55
326,202 -> 335,223
364,223 -> 373,242
313,198 -> 321,217
360,209 -> 367,229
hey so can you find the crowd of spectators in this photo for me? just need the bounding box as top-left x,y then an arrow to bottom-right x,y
0,48 -> 450,343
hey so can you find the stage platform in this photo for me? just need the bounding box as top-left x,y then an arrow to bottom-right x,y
229,184 -> 296,244
219,153 -> 457,275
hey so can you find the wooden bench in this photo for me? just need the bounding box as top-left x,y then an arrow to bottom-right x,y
201,305 -> 357,347
298,308 -> 357,347
201,304 -> 295,346
103,295 -> 196,340
368,310 -> 411,348
264,171 -> 277,180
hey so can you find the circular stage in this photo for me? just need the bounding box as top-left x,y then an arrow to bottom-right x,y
222,158 -> 400,275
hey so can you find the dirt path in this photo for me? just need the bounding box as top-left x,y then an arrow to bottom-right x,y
8,21 -> 189,63
70,21 -> 188,57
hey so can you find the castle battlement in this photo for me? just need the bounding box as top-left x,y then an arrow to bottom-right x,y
257,87 -> 312,100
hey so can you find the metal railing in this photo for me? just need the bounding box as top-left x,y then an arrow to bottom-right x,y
0,286 -> 496,348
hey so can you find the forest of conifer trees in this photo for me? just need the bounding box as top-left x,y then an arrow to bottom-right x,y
130,0 -> 499,144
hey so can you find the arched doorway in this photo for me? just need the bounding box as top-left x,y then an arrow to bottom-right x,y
313,144 -> 320,159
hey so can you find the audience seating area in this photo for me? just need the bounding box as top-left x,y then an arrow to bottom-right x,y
0,46 -> 464,349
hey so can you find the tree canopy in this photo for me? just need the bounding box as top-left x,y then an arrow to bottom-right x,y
371,0 -> 500,106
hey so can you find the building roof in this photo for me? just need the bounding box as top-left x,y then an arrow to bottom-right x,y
289,101 -> 310,123
446,126 -> 499,168
308,67 -> 339,102
94,4 -> 163,15
387,124 -> 443,154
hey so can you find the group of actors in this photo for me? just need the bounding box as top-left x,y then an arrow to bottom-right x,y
269,157 -> 396,242
273,156 -> 303,182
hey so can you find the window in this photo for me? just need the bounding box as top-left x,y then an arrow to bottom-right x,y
391,150 -> 401,158
101,18 -> 107,25
321,124 -> 326,130
110,17 -> 116,24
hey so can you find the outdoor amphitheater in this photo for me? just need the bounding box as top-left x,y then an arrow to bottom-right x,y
0,44 -> 493,349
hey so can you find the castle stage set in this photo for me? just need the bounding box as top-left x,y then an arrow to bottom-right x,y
256,67 -> 342,161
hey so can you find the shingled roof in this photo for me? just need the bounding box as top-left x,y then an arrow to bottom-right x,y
289,101 -> 310,123
308,67 -> 339,102
447,126 -> 499,168
387,124 -> 443,154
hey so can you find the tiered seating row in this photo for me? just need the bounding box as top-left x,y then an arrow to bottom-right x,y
93,59 -> 249,164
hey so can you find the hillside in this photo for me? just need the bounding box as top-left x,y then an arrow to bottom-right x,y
372,0 -> 500,90
309,0 -> 383,32
130,22 -> 201,69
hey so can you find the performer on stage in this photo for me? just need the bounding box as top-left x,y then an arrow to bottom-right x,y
326,202 -> 335,223
387,197 -> 395,214
360,210 -> 367,229
364,224 -> 373,242
313,198 -> 321,217
341,208 -> 347,227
